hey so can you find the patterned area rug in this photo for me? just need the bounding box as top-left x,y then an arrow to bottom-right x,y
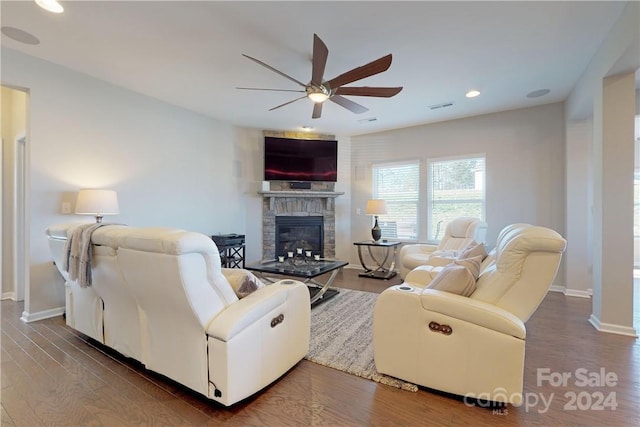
305,288 -> 418,392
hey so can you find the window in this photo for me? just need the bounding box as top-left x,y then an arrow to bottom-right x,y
372,161 -> 420,240
427,156 -> 485,241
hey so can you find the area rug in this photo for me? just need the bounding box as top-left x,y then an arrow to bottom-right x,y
305,288 -> 418,392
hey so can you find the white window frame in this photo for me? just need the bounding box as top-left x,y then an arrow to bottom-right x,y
372,159 -> 421,242
426,154 -> 486,242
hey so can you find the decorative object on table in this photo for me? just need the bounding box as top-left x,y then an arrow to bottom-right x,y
365,199 -> 388,242
285,247 -> 318,267
75,189 -> 119,223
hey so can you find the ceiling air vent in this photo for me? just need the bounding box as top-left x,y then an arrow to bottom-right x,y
429,101 -> 455,110
357,117 -> 378,123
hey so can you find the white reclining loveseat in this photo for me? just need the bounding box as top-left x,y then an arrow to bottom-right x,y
374,224 -> 566,404
46,223 -> 310,406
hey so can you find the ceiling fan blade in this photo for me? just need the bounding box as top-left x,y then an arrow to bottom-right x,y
334,86 -> 403,98
329,95 -> 369,114
312,102 -> 323,119
242,54 -> 307,87
325,54 -> 393,89
311,34 -> 328,85
268,95 -> 308,111
237,87 -> 305,93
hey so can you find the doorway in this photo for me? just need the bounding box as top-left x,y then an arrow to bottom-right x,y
1,85 -> 28,303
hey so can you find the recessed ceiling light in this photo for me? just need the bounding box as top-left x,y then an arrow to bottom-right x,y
1,27 -> 40,45
301,126 -> 313,131
35,0 -> 64,14
465,90 -> 481,98
526,89 -> 551,98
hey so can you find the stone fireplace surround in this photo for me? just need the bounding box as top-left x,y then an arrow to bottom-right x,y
260,181 -> 344,261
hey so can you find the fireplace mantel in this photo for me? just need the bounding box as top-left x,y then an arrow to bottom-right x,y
259,190 -> 344,210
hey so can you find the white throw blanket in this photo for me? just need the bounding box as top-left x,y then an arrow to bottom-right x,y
62,223 -> 106,288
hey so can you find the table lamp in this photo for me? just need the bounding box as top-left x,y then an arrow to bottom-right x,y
75,189 -> 120,223
366,199 -> 388,242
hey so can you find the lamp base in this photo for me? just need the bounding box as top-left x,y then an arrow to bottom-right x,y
371,216 -> 381,242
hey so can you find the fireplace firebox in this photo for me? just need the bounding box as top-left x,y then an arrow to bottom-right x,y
275,216 -> 324,258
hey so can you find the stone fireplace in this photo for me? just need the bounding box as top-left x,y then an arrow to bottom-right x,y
260,182 -> 343,260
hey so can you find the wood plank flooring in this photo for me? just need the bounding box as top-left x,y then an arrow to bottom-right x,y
1,268 -> 639,426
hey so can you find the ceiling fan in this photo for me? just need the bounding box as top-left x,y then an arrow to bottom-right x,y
238,34 -> 403,119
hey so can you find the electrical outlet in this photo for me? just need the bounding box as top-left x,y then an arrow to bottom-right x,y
356,208 -> 361,215
61,202 -> 71,214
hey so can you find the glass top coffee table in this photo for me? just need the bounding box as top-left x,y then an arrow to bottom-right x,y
245,259 -> 348,306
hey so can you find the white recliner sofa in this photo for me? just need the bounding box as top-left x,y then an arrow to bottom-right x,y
374,224 -> 566,404
399,217 -> 487,278
46,223 -> 310,406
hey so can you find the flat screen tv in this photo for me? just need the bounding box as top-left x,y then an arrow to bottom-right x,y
264,136 -> 338,182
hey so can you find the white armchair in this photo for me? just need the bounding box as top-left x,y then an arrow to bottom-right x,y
374,224 -> 566,404
399,217 -> 487,278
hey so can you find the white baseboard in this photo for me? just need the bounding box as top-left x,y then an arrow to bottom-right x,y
548,285 -> 592,298
1,291 -> 16,301
20,306 -> 65,323
588,314 -> 638,337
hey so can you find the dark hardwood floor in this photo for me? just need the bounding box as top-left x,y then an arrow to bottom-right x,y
1,268 -> 639,426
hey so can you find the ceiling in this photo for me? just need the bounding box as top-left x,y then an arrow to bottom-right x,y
0,1 -> 629,136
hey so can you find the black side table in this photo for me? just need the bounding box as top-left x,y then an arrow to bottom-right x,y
211,234 -> 245,268
353,240 -> 401,279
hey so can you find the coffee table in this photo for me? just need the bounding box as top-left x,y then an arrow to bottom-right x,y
245,259 -> 348,306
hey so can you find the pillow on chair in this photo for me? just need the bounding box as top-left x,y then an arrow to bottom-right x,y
452,255 -> 483,279
426,265 -> 476,297
457,242 -> 487,261
236,273 -> 265,298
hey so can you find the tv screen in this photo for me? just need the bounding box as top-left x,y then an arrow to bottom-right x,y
264,137 -> 338,182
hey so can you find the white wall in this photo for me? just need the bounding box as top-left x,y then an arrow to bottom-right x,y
564,120 -> 593,297
563,1 -> 639,335
350,103 -> 566,274
2,49 -> 251,319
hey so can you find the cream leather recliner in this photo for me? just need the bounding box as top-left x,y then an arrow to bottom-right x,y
373,224 -> 566,404
47,223 -> 310,406
399,217 -> 487,278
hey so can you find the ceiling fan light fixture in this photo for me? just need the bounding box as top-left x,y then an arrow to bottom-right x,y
308,92 -> 329,103
35,0 -> 64,13
306,84 -> 330,103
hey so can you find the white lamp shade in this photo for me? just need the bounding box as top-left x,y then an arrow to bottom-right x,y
75,189 -> 120,216
365,199 -> 388,216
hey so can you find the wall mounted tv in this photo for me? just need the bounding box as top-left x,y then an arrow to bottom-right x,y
264,136 -> 338,182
